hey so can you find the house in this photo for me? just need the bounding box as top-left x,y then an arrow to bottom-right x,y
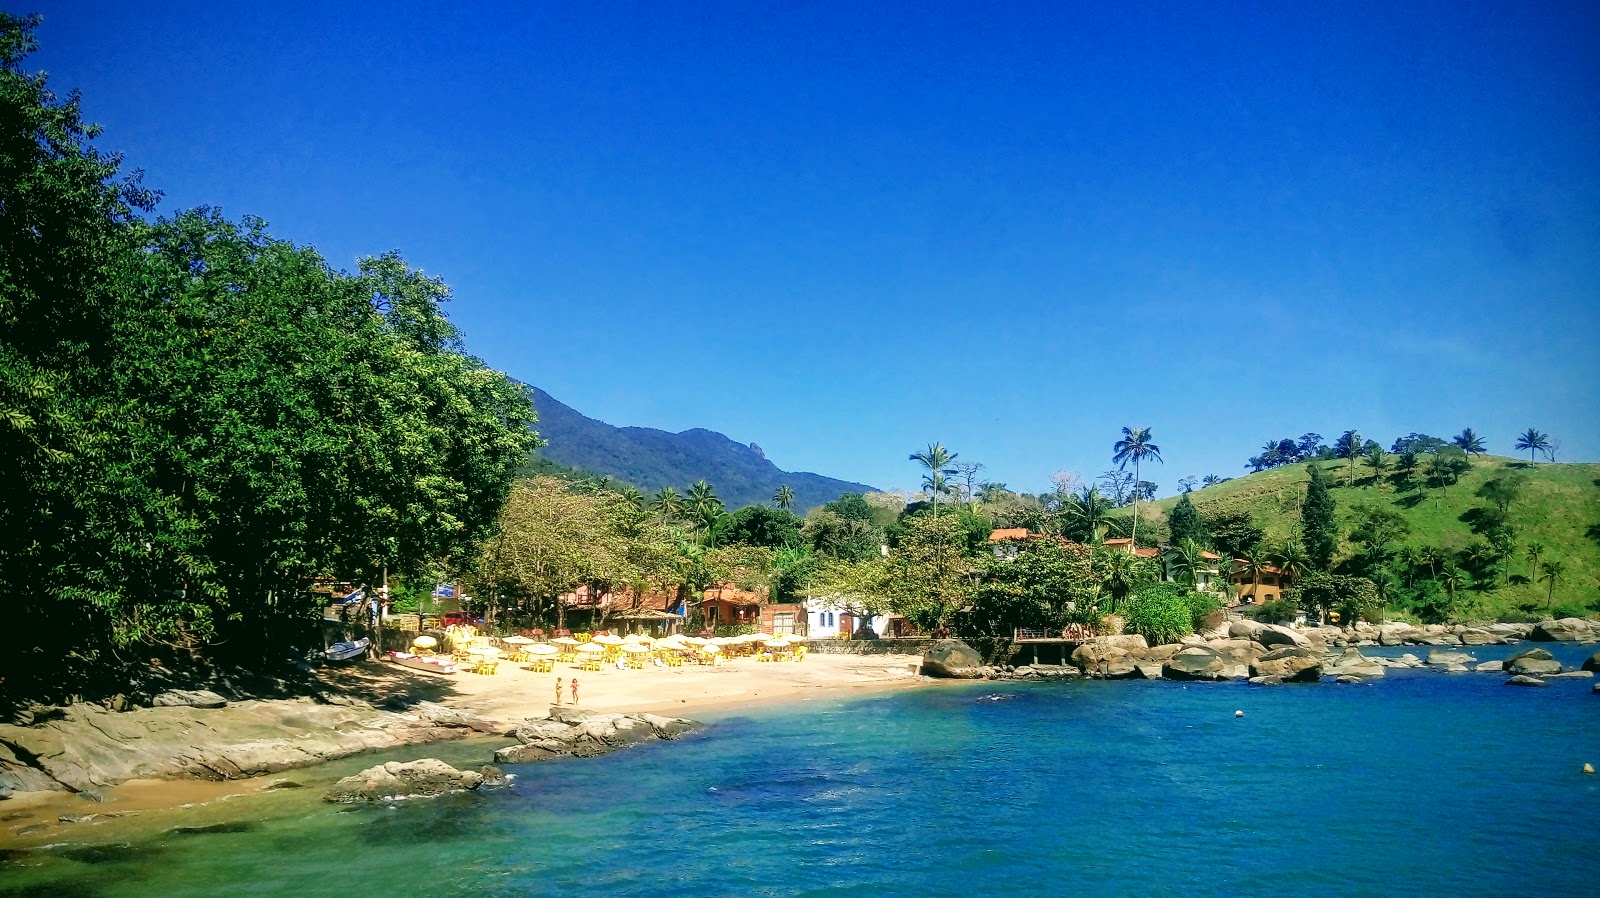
611,590 -> 686,636
759,603 -> 808,636
988,528 -> 1031,560
1101,537 -> 1161,560
1228,561 -> 1292,604
801,594 -> 893,639
1159,546 -> 1225,592
699,584 -> 764,628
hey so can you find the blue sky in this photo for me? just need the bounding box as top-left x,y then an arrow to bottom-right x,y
25,1 -> 1599,495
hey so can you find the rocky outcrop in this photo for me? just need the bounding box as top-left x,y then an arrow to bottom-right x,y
1459,629 -> 1504,646
0,697 -> 493,794
921,640 -> 986,679
1505,675 -> 1548,687
1378,623 -> 1419,646
1162,647 -> 1227,681
1505,648 -> 1562,676
151,689 -> 229,709
1475,661 -> 1504,672
1206,639 -> 1266,666
1255,624 -> 1312,650
1426,650 -> 1475,665
1583,652 -> 1600,673
492,709 -> 696,765
1325,649 -> 1386,678
1531,618 -> 1595,642
1071,635 -> 1148,677
1250,647 -> 1322,682
323,759 -> 494,803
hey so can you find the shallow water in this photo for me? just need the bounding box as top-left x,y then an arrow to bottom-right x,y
4,643 -> 1597,898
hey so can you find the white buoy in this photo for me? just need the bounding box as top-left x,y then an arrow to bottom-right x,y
1235,710 -> 1244,718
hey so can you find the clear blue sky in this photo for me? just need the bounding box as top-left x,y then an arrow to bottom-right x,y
25,1 -> 1600,495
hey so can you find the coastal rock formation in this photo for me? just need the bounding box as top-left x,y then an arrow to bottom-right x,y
1255,624 -> 1312,650
323,758 -> 489,803
493,709 -> 696,765
1250,647 -> 1322,682
1205,639 -> 1266,666
1505,649 -> 1562,676
1505,675 -> 1548,687
0,697 -> 490,794
1583,652 -> 1600,673
151,689 -> 229,709
1378,623 -> 1419,646
1475,661 -> 1504,672
921,640 -> 986,679
1459,629 -> 1504,646
1325,649 -> 1386,678
1426,650 -> 1475,665
1530,618 -> 1594,642
1071,635 -> 1148,676
1162,647 -> 1227,681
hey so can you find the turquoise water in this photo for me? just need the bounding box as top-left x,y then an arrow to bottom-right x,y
4,642 -> 1598,898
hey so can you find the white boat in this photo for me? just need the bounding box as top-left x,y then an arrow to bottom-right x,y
323,638 -> 370,663
385,651 -> 457,675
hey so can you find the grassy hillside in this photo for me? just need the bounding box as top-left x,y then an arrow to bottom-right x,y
1139,456 -> 1600,617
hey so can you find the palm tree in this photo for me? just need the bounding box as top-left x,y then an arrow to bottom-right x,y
1514,428 -> 1549,466
773,485 -> 795,511
909,442 -> 958,519
1096,549 -> 1147,611
1168,539 -> 1207,588
1538,559 -> 1565,608
977,481 -> 1010,504
1452,428 -> 1486,459
686,480 -> 723,540
1364,444 -> 1390,488
1396,451 -> 1419,492
652,486 -> 684,524
1440,562 -> 1467,608
1065,486 -> 1117,544
619,486 -> 645,513
1238,546 -> 1271,603
1335,430 -> 1362,486
1524,542 -> 1545,584
1111,426 -> 1163,546
1201,474 -> 1226,488
1270,541 -> 1311,583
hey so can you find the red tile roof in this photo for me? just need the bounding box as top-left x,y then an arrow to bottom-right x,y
988,528 -> 1031,542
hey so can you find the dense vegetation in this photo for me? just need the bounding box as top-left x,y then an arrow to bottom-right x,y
0,16 -> 535,703
526,386 -> 875,512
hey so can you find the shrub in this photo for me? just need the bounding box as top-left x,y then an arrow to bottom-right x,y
1122,584 -> 1194,646
1248,598 -> 1299,625
1185,591 -> 1222,632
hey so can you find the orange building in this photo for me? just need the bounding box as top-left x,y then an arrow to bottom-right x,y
1228,562 -> 1292,604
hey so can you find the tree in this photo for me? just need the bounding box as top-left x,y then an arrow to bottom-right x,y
881,514 -> 975,631
1297,433 -> 1326,458
1270,541 -> 1312,583
1301,464 -> 1338,570
1334,430 -> 1362,486
803,510 -> 882,562
1427,446 -> 1470,490
1095,547 -> 1154,610
1395,450 -> 1419,492
1349,503 -> 1410,576
1204,509 -> 1263,559
1476,475 -> 1527,515
1238,545 -> 1271,599
1177,475 -> 1198,493
967,538 -> 1099,636
724,505 -> 803,549
909,442 -> 957,518
1288,572 -> 1381,623
1201,474 -> 1228,488
1514,428 -> 1549,465
1523,542 -> 1545,584
652,486 -> 685,525
1112,426 -> 1163,545
1121,583 -> 1194,645
772,484 -> 795,511
1167,539 -> 1209,588
1538,559 -> 1565,608
1063,486 -> 1118,544
1452,428 -> 1486,458
949,461 -> 985,508
1167,492 -> 1209,548
1439,562 -> 1467,609
1364,444 -> 1390,487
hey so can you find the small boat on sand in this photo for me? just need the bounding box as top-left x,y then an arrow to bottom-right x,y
386,651 -> 457,675
323,638 -> 370,663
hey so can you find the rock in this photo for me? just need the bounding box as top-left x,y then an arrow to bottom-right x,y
1093,634 -> 1151,653
323,758 -> 484,803
1180,634 -> 1207,647
1250,647 -> 1322,682
1162,647 -> 1227,681
151,690 -> 228,710
1206,639 -> 1266,666
1420,635 -> 1462,646
1248,676 -> 1284,686
478,765 -> 508,787
168,821 -> 259,835
1474,661 -> 1504,672
1443,663 -> 1469,672
1256,624 -> 1312,649
1220,664 -> 1250,679
1582,652 -> 1600,673
1505,675 -> 1547,687
1134,663 -> 1165,680
1488,622 -> 1532,636
1531,618 -> 1593,642
1459,629 -> 1503,646
412,702 -> 501,734
921,640 -> 986,679
638,714 -> 696,739
1336,675 -> 1364,684
516,719 -> 577,743
263,780 -> 303,790
1426,650 -> 1474,665
1396,653 -> 1425,668
1325,649 -> 1386,678
493,743 -> 563,764
1505,648 -> 1562,676
1229,620 -> 1263,639
1143,644 -> 1181,662
1379,623 -> 1418,646
1549,671 -> 1595,679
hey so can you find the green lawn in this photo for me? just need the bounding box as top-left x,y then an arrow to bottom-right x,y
1133,455 -> 1600,618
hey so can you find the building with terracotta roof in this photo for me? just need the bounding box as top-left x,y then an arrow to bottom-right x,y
1227,561 -> 1291,604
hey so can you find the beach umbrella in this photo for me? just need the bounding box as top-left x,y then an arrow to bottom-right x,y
624,634 -> 644,644
621,644 -> 649,654
411,635 -> 437,650
504,635 -> 535,645
701,644 -> 721,654
552,636 -> 580,646
593,634 -> 624,645
685,636 -> 708,646
528,643 -> 559,656
468,645 -> 501,657
576,642 -> 603,654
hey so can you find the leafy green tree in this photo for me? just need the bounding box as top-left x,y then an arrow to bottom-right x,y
1452,428 -> 1486,458
823,492 -> 876,522
1063,486 -> 1119,544
1288,572 -> 1381,624
1301,463 -> 1338,570
1349,503 -> 1411,577
803,510 -> 882,562
881,514 -> 974,631
1121,583 -> 1194,645
1166,538 -> 1209,588
1364,444 -> 1390,487
1476,475 -> 1526,515
1514,428 -> 1549,465
1203,509 -> 1264,559
1334,430 -> 1362,486
1538,558 -> 1566,608
1270,540 -> 1312,582
1167,492 -> 1208,548
909,442 -> 957,518
1427,446 -> 1470,490
967,538 -> 1099,636
1396,450 -> 1419,491
724,505 -> 803,549
1112,426 -> 1163,545
772,484 -> 795,510
1439,562 -> 1467,609
1094,547 -> 1155,610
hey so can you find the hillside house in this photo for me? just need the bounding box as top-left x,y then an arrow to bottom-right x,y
988,528 -> 1032,560
1228,562 -> 1291,604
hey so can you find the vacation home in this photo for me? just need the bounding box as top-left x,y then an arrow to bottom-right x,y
1227,561 -> 1291,604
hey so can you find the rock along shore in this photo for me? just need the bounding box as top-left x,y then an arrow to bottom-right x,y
921,616 -> 1600,687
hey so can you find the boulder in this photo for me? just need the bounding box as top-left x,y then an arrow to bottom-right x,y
1093,634 -> 1151,653
1505,675 -> 1547,687
151,690 -> 228,710
1326,649 -> 1386,678
1426,650 -> 1475,665
1474,661 -> 1504,672
1162,647 -> 1227,681
412,702 -> 502,734
1488,622 -> 1532,637
1206,638 -> 1266,666
921,640 -> 986,679
1505,648 -> 1562,676
1336,675 -> 1364,683
1378,623 -> 1418,646
1256,624 -> 1312,649
1228,620 -> 1264,639
323,758 -> 484,803
1250,647 -> 1323,682
1248,676 -> 1284,686
1583,652 -> 1600,673
1143,644 -> 1181,662
1134,663 -> 1165,680
1549,671 -> 1595,679
1530,619 -> 1593,642
638,714 -> 697,739
493,743 -> 563,764
1459,629 -> 1503,646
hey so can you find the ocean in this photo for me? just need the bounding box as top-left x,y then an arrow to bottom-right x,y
4,642 -> 1597,898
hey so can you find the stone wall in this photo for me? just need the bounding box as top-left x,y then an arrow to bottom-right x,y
804,636 -> 1015,664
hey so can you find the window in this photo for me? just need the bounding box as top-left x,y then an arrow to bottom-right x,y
827,612 -> 835,626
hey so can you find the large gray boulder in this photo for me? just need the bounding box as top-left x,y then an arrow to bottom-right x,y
1250,647 -> 1322,682
1256,624 -> 1312,649
495,711 -> 697,765
1071,636 -> 1147,675
1459,629 -> 1504,646
1426,650 -> 1475,665
921,640 -> 986,679
1378,623 -> 1419,646
1228,620 -> 1264,639
1582,652 -> 1600,673
1505,648 -> 1562,676
323,758 -> 484,803
1505,675 -> 1548,687
1206,638 -> 1267,666
1162,646 -> 1227,681
1326,649 -> 1386,678
1530,618 -> 1593,642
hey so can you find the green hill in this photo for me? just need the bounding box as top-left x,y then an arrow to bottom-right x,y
1138,456 -> 1600,617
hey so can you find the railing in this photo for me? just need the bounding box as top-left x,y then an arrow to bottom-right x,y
1013,623 -> 1095,642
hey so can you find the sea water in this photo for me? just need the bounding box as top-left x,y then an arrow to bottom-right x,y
3,642 -> 1597,898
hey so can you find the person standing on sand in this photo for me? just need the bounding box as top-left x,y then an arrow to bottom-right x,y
571,678 -> 579,705
554,677 -> 563,706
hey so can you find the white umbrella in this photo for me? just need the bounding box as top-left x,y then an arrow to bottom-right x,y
593,634 -> 624,645
576,642 -> 603,654
701,644 -> 722,654
527,643 -> 559,656
552,636 -> 580,646
504,635 -> 535,645
621,644 -> 649,654
411,635 -> 438,650
468,645 -> 501,657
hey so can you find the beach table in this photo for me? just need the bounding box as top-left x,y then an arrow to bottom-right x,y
575,642 -> 604,671
523,642 -> 558,673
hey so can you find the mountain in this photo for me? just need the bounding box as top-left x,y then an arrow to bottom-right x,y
1137,456 -> 1600,616
526,387 -> 877,512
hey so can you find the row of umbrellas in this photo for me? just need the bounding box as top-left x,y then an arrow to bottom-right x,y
420,630 -> 802,659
